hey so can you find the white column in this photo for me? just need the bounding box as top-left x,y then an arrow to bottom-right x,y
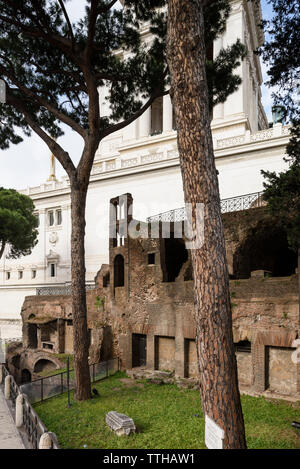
4,375 -> 11,399
16,394 -> 24,428
139,107 -> 151,138
39,432 -> 53,449
163,94 -> 173,133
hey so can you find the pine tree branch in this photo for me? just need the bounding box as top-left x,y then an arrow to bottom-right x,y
101,89 -> 169,139
0,14 -> 77,64
85,0 -> 99,60
26,60 -> 87,91
5,0 -> 47,34
57,0 -> 75,46
99,0 -> 119,13
7,92 -> 77,180
0,61 -> 87,139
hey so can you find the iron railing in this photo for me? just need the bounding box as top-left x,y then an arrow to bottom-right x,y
0,365 -> 59,449
20,358 -> 119,404
23,393 -> 49,449
36,284 -> 95,296
220,192 -> 264,213
1,358 -> 120,448
146,191 -> 265,223
10,375 -> 19,406
2,364 -> 9,379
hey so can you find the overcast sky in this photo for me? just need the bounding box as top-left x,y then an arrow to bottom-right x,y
0,0 -> 274,191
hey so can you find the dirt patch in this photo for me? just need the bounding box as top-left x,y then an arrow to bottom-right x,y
119,378 -> 144,388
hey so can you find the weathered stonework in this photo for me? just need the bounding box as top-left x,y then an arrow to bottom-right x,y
9,194 -> 300,398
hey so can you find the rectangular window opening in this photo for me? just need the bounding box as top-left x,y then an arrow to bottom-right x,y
48,211 -> 54,226
50,264 -> 56,278
234,341 -> 251,353
148,253 -> 155,265
56,209 -> 62,225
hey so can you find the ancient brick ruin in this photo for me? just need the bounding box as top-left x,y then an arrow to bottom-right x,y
8,194 -> 300,398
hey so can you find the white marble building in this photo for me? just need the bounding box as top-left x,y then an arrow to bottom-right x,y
0,0 -> 291,339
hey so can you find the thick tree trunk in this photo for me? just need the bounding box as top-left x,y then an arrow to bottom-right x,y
166,0 -> 246,449
70,181 -> 91,400
298,248 -> 300,331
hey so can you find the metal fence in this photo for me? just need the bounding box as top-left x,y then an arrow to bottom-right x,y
2,363 -> 9,380
20,358 -> 119,404
23,398 -> 48,449
146,191 -> 265,223
220,192 -> 264,213
0,365 -> 59,449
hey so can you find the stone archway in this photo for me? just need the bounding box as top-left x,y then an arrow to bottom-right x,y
233,220 -> 298,279
33,358 -> 57,374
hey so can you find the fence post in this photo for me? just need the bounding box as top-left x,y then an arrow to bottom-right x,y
0,364 -> 3,384
67,357 -> 70,408
4,375 -> 11,399
16,394 -> 24,428
93,363 -> 95,382
39,432 -> 53,449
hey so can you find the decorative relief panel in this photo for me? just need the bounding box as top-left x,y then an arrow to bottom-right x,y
250,128 -> 274,142
91,163 -> 103,175
141,152 -> 164,164
167,149 -> 178,159
105,160 -> 116,171
121,157 -> 138,168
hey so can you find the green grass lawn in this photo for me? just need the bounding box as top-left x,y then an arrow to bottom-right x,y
34,372 -> 300,449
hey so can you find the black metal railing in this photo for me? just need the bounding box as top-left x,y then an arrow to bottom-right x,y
23,398 -> 47,449
0,365 -> 59,449
2,364 -> 9,380
220,192 -> 264,213
20,358 -> 119,404
1,358 -> 120,448
10,375 -> 19,406
146,191 -> 265,223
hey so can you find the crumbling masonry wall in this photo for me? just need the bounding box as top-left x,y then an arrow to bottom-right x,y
13,196 -> 300,397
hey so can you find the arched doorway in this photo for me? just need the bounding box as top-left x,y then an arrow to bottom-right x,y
21,369 -> 31,384
233,220 -> 298,279
33,359 -> 57,374
114,254 -> 124,288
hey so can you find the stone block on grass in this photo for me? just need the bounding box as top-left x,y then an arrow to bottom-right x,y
106,411 -> 136,436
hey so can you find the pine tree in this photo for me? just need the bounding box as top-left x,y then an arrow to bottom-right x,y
0,187 -> 38,260
166,0 -> 247,449
0,0 -> 245,400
